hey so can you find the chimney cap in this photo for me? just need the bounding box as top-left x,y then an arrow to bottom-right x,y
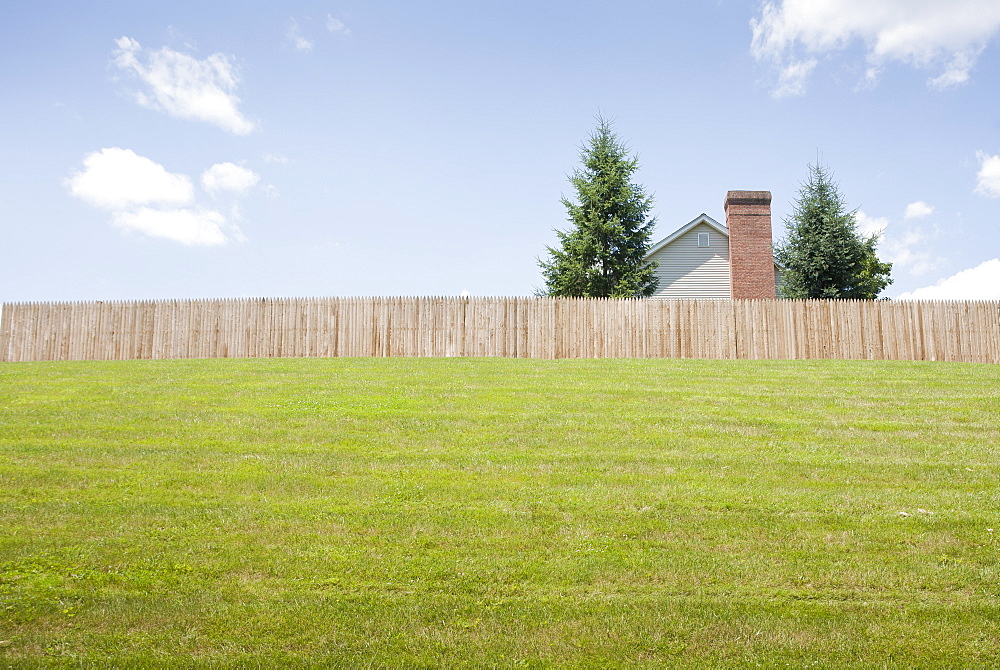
724,191 -> 771,210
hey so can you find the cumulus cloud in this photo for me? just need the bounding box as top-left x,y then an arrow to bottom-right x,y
68,148 -> 249,246
928,51 -> 977,89
327,15 -> 351,35
751,0 -> 1000,96
286,19 -> 313,51
262,152 -> 289,164
286,15 -> 349,51
201,162 -> 260,196
67,147 -> 193,210
773,59 -> 818,99
857,207 -> 945,277
882,226 -> 945,276
904,201 -> 934,219
897,259 -> 1000,300
112,208 -> 229,246
855,210 -> 888,237
113,36 -> 256,135
975,152 -> 1000,197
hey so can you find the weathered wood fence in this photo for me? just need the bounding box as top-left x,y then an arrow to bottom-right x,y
1,297 -> 998,363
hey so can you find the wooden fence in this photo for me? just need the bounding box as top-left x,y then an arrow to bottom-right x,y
1,297 -> 998,363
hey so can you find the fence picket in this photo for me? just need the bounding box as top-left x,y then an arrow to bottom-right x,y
2,298 -> 998,363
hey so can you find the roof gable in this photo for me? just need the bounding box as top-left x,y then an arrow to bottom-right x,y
645,214 -> 727,259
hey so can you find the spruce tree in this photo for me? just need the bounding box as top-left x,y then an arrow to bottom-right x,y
539,118 -> 658,297
775,163 -> 892,299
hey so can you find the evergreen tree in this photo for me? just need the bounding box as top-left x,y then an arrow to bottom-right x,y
539,119 -> 658,297
775,163 -> 892,299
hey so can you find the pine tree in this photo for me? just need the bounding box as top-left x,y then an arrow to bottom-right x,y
539,119 -> 658,297
775,163 -> 892,299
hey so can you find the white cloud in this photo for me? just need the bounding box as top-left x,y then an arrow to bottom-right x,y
904,201 -> 934,219
751,0 -> 1000,96
286,19 -> 313,51
68,148 -> 249,246
262,152 -> 289,164
201,162 -> 260,196
327,15 -> 351,35
113,36 -> 256,135
856,210 -> 889,237
861,206 -> 946,277
975,152 -> 1000,197
883,225 -> 945,276
885,243 -> 943,276
112,208 -> 230,246
67,147 -> 193,210
897,259 -> 1000,300
286,15 -> 349,51
862,64 -> 883,87
774,59 -> 817,99
928,51 -> 977,89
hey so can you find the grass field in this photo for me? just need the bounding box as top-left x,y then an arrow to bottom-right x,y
1,357 -> 998,667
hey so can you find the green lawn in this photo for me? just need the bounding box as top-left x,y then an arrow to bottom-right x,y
1,357 -> 998,667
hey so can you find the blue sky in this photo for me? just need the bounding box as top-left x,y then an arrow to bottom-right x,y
2,0 -> 999,302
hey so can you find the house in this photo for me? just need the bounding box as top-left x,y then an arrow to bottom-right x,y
645,190 -> 781,299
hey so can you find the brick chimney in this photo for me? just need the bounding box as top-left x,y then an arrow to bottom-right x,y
725,190 -> 776,299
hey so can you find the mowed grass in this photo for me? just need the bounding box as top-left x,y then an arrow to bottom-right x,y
1,357 -> 998,667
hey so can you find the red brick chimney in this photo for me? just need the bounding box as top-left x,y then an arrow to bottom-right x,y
725,190 -> 776,299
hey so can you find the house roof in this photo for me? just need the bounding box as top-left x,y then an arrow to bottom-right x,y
644,213 -> 728,259
644,212 -> 785,269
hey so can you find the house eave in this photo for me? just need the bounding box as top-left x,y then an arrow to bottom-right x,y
644,213 -> 728,259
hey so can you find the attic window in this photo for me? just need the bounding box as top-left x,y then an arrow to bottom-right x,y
698,232 -> 710,247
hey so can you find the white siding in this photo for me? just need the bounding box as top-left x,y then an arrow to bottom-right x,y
647,223 -> 731,299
